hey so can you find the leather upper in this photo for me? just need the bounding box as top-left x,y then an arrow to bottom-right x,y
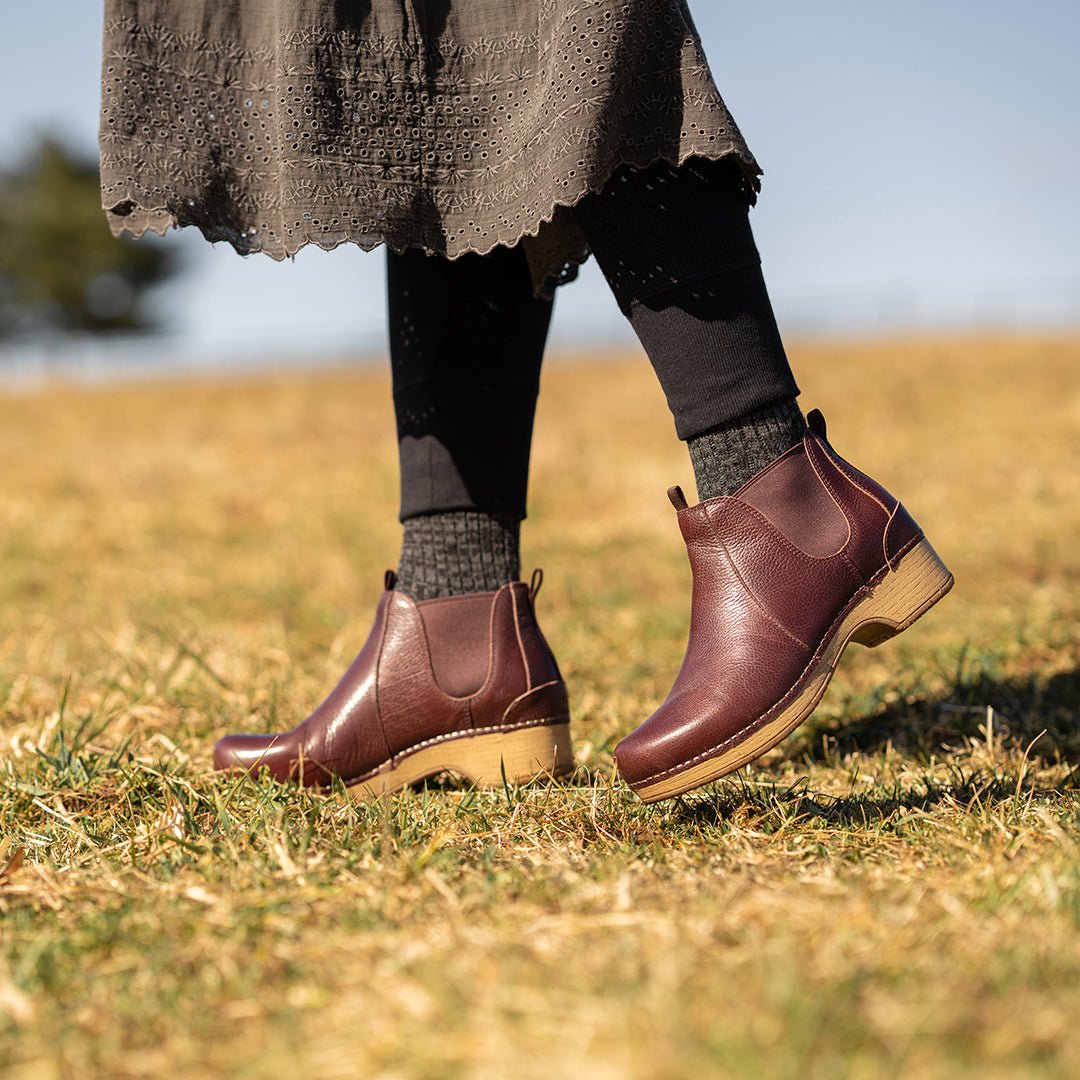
615,412 -> 923,788
214,579 -> 568,786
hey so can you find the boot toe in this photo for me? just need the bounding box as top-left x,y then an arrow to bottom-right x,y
616,684 -> 732,791
614,714 -> 679,790
213,733 -> 288,779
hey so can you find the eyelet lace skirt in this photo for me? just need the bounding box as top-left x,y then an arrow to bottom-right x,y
100,0 -> 759,295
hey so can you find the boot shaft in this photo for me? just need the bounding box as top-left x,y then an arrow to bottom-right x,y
677,409 -> 924,586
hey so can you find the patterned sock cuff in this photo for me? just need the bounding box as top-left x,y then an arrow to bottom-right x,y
687,399 -> 806,501
396,510 -> 522,601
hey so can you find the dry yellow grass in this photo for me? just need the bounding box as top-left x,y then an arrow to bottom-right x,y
0,336 -> 1078,1078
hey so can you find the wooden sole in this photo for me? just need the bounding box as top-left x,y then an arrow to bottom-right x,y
632,538 -> 954,803
346,720 -> 574,798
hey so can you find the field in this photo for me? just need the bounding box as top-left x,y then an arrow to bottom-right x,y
1,337 -> 1078,1078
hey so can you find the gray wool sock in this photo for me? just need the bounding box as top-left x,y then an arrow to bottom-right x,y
395,510 -> 521,601
687,399 -> 806,502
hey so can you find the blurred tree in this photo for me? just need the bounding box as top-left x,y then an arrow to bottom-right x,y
0,137 -> 180,339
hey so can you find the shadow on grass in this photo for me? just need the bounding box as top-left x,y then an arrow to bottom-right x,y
804,666 -> 1080,765
673,766 -> 1075,830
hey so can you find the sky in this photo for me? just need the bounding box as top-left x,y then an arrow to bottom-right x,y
1,1 -> 1078,361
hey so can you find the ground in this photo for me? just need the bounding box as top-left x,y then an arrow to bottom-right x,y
0,337 -> 1077,1078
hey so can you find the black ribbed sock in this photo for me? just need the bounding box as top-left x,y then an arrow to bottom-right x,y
395,510 -> 521,601
620,260 -> 798,440
574,155 -> 805,500
574,156 -> 799,434
687,399 -> 806,501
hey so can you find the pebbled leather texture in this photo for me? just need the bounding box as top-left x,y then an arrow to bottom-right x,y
214,579 -> 569,787
615,414 -> 928,790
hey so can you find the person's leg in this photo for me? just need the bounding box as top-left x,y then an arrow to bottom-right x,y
573,156 -> 805,500
574,157 -> 953,801
214,243 -> 574,792
387,244 -> 552,598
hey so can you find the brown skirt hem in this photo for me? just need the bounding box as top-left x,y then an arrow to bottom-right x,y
103,144 -> 760,298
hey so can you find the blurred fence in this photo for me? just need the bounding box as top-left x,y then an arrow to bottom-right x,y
1,278 -> 1078,387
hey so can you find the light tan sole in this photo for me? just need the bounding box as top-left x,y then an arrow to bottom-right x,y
346,721 -> 574,798
632,538 -> 954,803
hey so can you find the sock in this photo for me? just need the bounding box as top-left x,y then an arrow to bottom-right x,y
619,260 -> 799,440
573,155 -> 802,468
687,398 -> 806,501
395,510 -> 521,600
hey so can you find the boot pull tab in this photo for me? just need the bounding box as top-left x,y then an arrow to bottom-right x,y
807,409 -> 828,440
667,485 -> 689,512
384,568 -> 398,591
528,567 -> 544,604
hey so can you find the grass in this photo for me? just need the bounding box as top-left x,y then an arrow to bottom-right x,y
0,336 -> 1078,1078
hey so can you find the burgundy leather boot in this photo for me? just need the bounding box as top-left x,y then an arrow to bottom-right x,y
214,572 -> 572,795
616,410 -> 953,802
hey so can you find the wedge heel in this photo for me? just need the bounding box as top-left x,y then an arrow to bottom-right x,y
849,538 -> 954,647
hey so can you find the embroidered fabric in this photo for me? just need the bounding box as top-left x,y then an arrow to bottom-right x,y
100,0 -> 760,296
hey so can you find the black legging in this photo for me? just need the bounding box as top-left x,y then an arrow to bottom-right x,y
388,243 -> 551,521
388,155 -> 797,521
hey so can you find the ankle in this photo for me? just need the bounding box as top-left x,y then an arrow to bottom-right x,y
395,510 -> 521,601
687,399 -> 805,501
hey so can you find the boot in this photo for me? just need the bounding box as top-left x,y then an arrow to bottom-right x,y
214,571 -> 572,795
616,410 -> 953,802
